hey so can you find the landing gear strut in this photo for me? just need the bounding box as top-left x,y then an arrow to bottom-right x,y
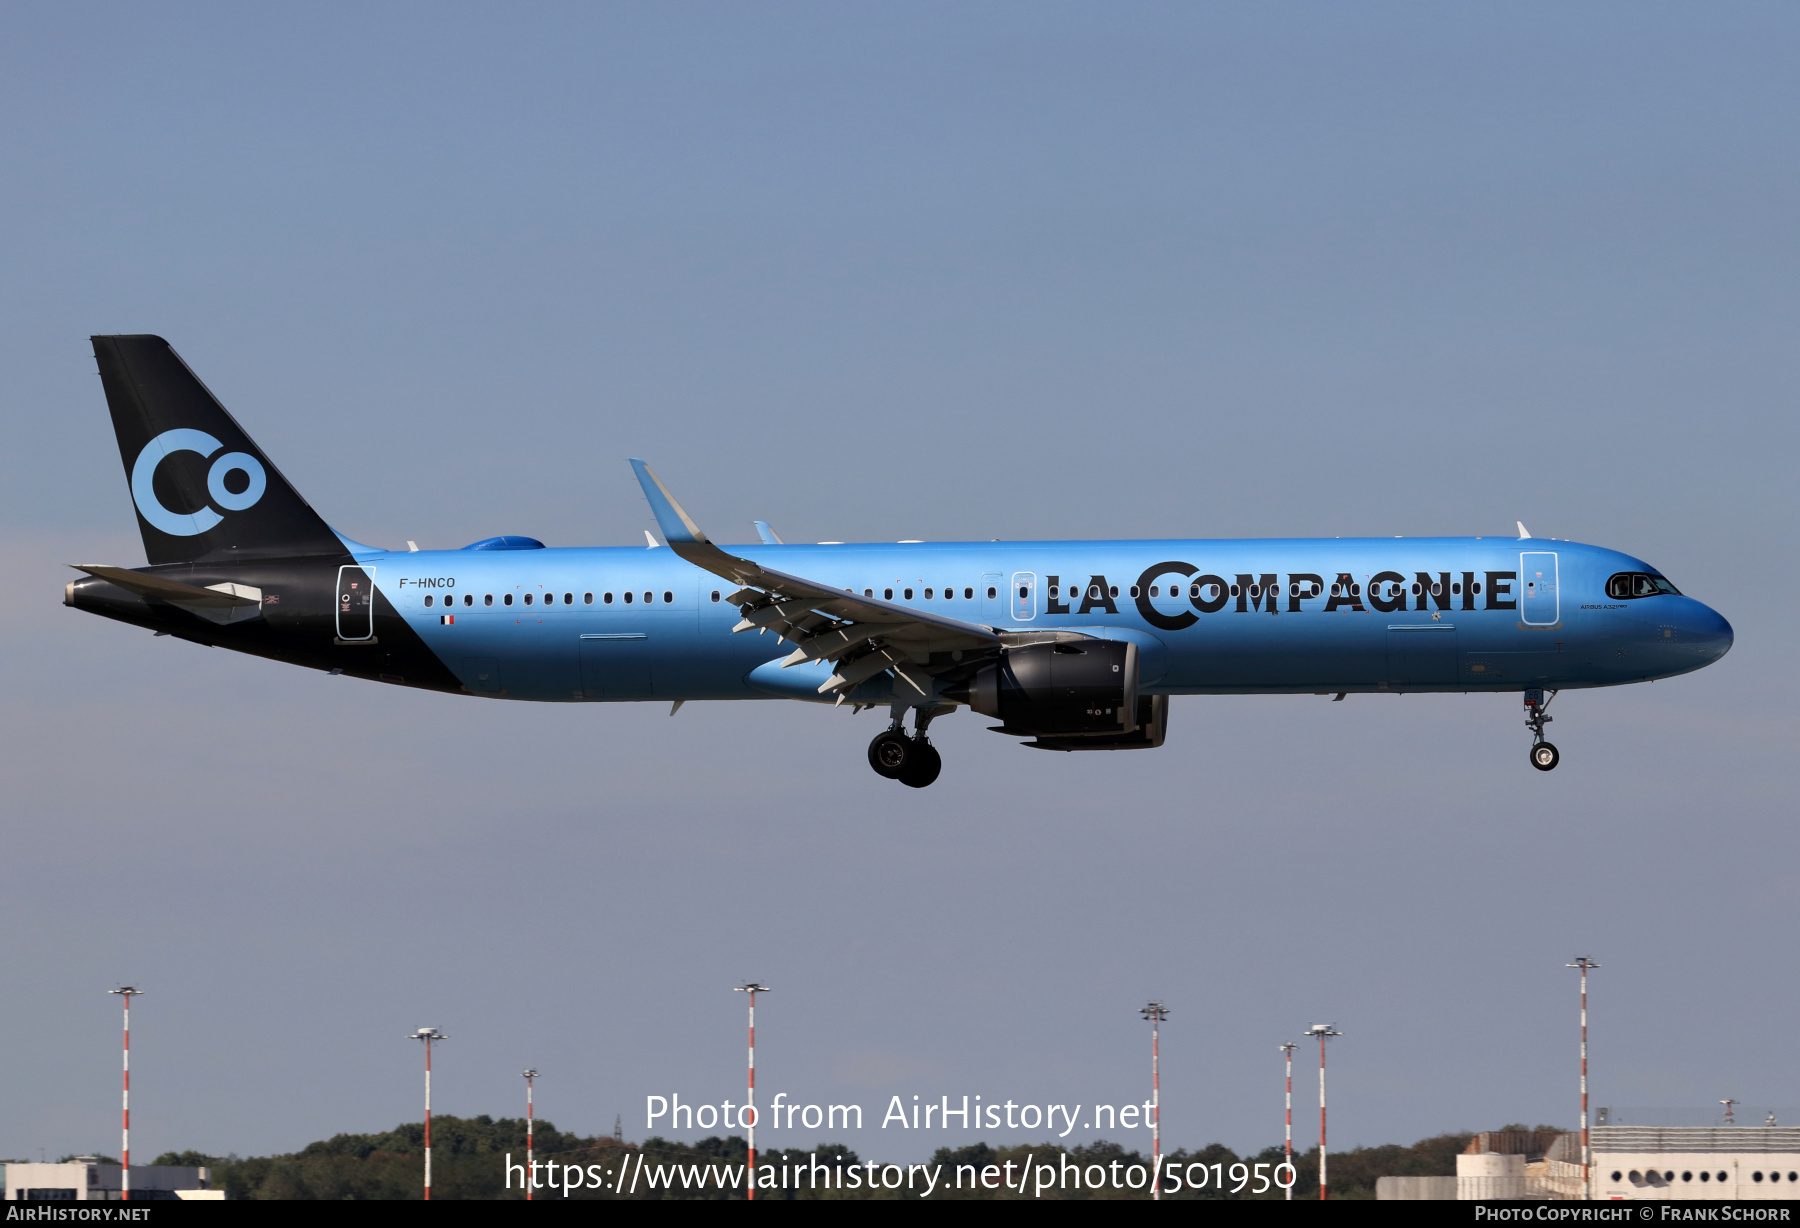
1525,688 -> 1559,771
866,705 -> 948,788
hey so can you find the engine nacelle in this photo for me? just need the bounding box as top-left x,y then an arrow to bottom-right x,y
960,639 -> 1139,736
1026,694 -> 1169,751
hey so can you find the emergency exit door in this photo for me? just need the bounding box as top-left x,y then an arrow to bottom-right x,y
1010,572 -> 1037,622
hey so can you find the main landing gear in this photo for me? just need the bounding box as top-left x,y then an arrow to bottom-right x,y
867,705 -> 948,788
1525,688 -> 1560,772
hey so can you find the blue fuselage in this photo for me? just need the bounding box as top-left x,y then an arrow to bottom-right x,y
370,536 -> 1732,702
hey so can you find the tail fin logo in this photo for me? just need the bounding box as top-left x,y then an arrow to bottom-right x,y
130,428 -> 267,537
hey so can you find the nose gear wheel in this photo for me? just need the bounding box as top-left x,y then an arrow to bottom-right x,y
1524,689 -> 1560,771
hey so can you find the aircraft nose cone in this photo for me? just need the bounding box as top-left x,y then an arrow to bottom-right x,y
1688,601 -> 1734,662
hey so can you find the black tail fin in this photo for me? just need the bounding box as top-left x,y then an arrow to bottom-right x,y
92,335 -> 345,565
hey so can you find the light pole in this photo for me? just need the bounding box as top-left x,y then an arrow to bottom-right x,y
523,1069 -> 538,1200
408,1028 -> 448,1200
1566,958 -> 1598,1199
1303,1024 -> 1341,1200
1140,1002 -> 1169,1200
1278,1042 -> 1298,1201
108,987 -> 143,1201
733,984 -> 771,1201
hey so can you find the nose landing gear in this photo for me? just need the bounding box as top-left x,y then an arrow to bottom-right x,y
867,705 -> 949,788
1525,689 -> 1559,771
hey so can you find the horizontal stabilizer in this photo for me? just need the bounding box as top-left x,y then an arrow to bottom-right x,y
70,564 -> 260,607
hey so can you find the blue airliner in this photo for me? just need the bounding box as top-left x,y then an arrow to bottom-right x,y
67,336 -> 1733,787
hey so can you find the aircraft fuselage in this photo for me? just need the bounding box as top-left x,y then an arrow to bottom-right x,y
67,535 -> 1732,703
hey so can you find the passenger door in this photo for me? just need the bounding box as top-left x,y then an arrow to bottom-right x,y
335,565 -> 375,641
1519,552 -> 1559,626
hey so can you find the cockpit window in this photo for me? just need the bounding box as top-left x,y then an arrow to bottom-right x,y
1606,572 -> 1682,599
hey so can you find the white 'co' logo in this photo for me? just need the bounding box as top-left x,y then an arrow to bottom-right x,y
131,429 -> 267,537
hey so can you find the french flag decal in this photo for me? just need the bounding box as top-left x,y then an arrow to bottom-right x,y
439,614 -> 454,625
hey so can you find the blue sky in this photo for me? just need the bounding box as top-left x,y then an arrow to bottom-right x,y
2,3 -> 1796,1164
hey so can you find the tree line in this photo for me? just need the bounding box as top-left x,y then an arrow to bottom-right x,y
151,1117 -> 1513,1199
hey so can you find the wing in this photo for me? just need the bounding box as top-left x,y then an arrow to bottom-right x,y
630,460 -> 1002,699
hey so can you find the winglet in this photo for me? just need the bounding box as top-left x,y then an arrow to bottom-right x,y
1517,521 -> 1532,540
629,460 -> 709,546
753,520 -> 784,546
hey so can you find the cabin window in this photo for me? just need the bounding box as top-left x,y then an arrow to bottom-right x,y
884,588 -> 894,600
584,593 -> 593,604
712,591 -> 721,602
1228,584 -> 1240,597
643,592 -> 652,604
424,595 -> 433,607
1129,585 -> 1140,598
1150,585 -> 1160,597
1049,585 -> 1059,598
987,586 -> 997,599
1109,585 -> 1120,599
904,588 -> 914,600
924,588 -> 935,599
1431,582 -> 1442,596
524,593 -> 534,605
463,594 -> 473,606
963,587 -> 973,599
604,592 -> 614,604
1471,581 -> 1481,595
484,594 -> 493,606
503,593 -> 514,606
1018,586 -> 1027,599
1451,582 -> 1462,595
663,591 -> 673,603
624,591 -> 633,603
565,593 -> 574,604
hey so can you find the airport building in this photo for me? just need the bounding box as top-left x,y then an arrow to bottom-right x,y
2,1159 -> 216,1201
1378,1126 -> 1800,1200
1588,1127 -> 1800,1200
